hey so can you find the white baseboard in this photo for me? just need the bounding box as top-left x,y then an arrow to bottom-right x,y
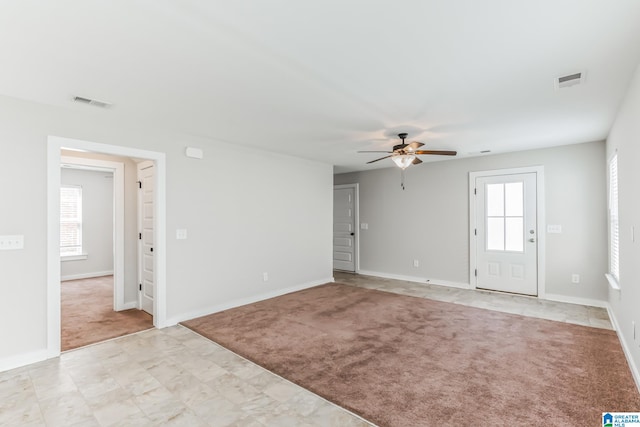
357,270 -> 471,290
165,277 -> 333,327
120,301 -> 138,310
0,349 -> 49,373
606,304 -> 640,393
61,270 -> 113,282
543,293 -> 608,308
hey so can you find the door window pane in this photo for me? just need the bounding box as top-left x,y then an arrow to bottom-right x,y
487,218 -> 505,251
487,184 -> 504,216
485,180 -> 525,253
505,182 -> 523,216
505,218 -> 524,251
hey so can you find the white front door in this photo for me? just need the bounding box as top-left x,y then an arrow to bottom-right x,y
138,161 -> 154,315
474,172 -> 537,295
333,185 -> 357,272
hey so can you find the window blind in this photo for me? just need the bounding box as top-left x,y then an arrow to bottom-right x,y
60,185 -> 82,256
609,154 -> 619,281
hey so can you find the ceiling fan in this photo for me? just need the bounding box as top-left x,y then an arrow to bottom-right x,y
359,133 -> 457,169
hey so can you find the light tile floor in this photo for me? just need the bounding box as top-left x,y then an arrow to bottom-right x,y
0,273 -> 612,427
335,271 -> 613,330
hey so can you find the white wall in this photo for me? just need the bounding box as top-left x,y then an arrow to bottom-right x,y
335,141 -> 608,302
0,94 -> 333,369
60,168 -> 114,280
606,64 -> 640,386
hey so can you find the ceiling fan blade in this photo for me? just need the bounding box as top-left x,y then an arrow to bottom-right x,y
358,150 -> 393,153
414,150 -> 457,156
366,155 -> 393,164
406,142 -> 424,150
412,157 -> 423,165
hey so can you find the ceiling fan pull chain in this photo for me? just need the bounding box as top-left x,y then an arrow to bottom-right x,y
401,169 -> 406,190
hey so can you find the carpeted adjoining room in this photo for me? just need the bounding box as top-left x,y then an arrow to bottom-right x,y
182,274 -> 640,426
61,275 -> 153,351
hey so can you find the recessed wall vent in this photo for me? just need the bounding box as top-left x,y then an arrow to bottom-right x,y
73,96 -> 112,108
555,71 -> 585,89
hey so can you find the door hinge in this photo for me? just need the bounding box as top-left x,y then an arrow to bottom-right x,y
139,283 -> 142,291
137,181 -> 142,189
474,268 -> 477,277
474,188 -> 477,195
139,233 -> 142,240
474,228 -> 477,236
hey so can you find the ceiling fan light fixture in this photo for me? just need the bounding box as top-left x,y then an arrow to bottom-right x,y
392,154 -> 416,169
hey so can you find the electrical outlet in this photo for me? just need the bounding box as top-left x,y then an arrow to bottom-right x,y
413,260 -> 419,268
263,272 -> 269,282
571,274 -> 580,284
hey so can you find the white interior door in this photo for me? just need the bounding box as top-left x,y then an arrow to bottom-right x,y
333,185 -> 357,272
475,172 -> 537,295
138,161 -> 154,315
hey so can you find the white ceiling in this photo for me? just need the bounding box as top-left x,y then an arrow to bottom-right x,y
1,1 -> 640,173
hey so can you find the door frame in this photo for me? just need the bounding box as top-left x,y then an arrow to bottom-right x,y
333,183 -> 360,273
469,166 -> 546,297
47,135 -> 167,358
60,156 -> 127,311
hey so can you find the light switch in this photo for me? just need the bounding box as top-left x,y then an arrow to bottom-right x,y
547,225 -> 562,234
0,235 -> 24,250
360,223 -> 369,230
176,229 -> 188,240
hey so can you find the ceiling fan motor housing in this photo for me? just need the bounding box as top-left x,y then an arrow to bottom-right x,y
393,133 -> 409,151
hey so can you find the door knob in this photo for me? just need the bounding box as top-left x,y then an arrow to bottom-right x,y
350,232 -> 355,236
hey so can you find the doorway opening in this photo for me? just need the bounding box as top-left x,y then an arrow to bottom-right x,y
59,154 -> 152,351
47,136 -> 167,359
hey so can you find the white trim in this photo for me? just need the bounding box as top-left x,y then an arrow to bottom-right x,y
333,183 -> 360,273
120,301 -> 138,310
605,273 -> 621,291
357,270 -> 471,290
543,293 -> 608,309
468,166 -> 546,297
61,155 -> 125,311
61,253 -> 89,262
165,277 -> 333,326
47,142 -> 62,358
607,304 -> 640,393
0,349 -> 49,373
60,271 -> 114,282
48,136 -> 168,363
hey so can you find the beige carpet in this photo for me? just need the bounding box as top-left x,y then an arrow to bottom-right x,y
61,275 -> 153,351
183,283 -> 640,427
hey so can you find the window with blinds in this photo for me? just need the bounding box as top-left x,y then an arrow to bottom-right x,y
609,154 -> 619,282
60,185 -> 83,256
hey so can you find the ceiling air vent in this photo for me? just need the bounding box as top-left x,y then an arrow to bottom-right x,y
73,96 -> 112,108
555,71 -> 585,89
